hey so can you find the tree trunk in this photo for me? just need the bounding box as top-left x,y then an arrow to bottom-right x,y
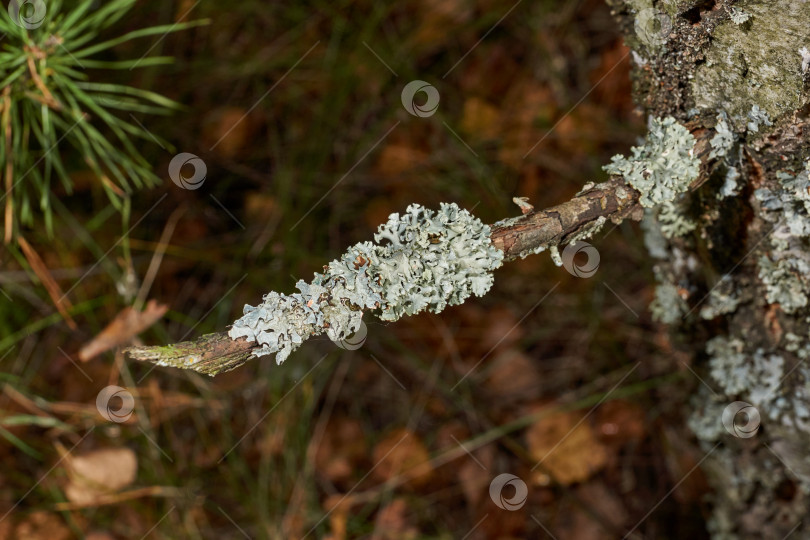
609,0 -> 810,537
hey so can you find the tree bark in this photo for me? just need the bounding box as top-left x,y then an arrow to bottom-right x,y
607,0 -> 810,537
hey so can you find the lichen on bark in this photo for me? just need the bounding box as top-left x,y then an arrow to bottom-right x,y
228,203 -> 504,364
690,1 -> 810,129
609,0 -> 810,536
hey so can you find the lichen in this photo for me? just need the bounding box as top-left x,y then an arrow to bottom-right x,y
567,216 -> 607,245
699,279 -> 741,320
657,197 -> 697,239
755,168 -> 810,244
746,105 -> 772,133
758,254 -> 810,314
687,390 -> 728,442
603,116 -> 699,208
717,166 -> 741,199
650,274 -> 687,324
691,1 -> 810,128
709,113 -> 735,160
640,212 -> 668,259
549,245 -> 562,266
729,7 -> 750,25
707,336 -> 783,402
229,203 -> 504,363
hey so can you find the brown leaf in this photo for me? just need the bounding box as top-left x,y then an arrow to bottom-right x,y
555,483 -> 629,540
13,512 -> 70,540
374,144 -> 429,179
63,447 -> 137,505
323,494 -> 354,540
527,410 -> 608,486
456,443 -> 495,510
79,299 -> 168,361
204,107 -> 258,159
371,498 -> 419,540
483,348 -> 541,403
595,399 -> 646,452
314,417 -> 368,486
372,428 -> 433,488
460,97 -> 500,141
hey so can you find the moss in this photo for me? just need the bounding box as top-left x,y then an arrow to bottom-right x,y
691,0 -> 810,128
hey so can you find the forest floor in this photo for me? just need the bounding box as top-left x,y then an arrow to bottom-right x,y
0,0 -> 714,538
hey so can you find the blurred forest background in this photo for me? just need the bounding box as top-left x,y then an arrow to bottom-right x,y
0,0 -> 715,538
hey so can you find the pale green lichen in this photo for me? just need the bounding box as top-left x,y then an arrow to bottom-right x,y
755,168 -> 810,243
758,254 -> 810,314
717,166 -> 741,199
603,116 -> 699,208
709,113 -> 735,160
229,203 -> 503,363
800,47 -> 810,74
699,280 -> 741,320
640,213 -> 668,259
567,216 -> 607,245
729,7 -> 751,25
705,333 -> 810,435
549,245 -> 562,266
747,105 -> 773,133
657,197 -> 697,239
650,276 -> 686,324
707,336 -> 783,402
687,390 -> 729,442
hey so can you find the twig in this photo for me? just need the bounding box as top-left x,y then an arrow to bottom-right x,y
124,178 -> 643,375
124,127 -> 715,376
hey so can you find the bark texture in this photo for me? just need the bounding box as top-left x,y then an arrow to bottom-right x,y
608,0 -> 810,537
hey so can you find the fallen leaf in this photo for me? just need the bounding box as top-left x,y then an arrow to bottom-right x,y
527,410 -> 608,485
460,97 -> 500,141
483,348 -> 541,403
480,306 -> 524,353
13,512 -> 70,540
64,447 -> 137,505
555,483 -> 629,540
374,144 -> 429,179
456,443 -> 495,510
204,107 -> 258,159
372,428 -> 433,488
314,417 -> 368,486
595,399 -> 645,448
78,300 -> 168,361
371,498 -> 419,540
